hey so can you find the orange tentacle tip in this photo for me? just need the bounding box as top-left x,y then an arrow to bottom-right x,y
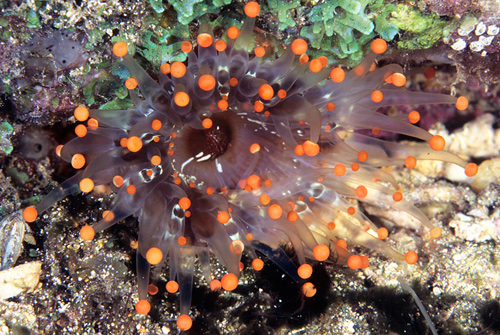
347,255 -> 362,269
318,55 -> 328,66
287,211 -> 298,222
347,206 -> 356,215
148,284 -> 159,295
252,258 -> 264,271
150,155 -> 161,166
429,135 -> 445,151
291,38 -> 308,55
408,110 -> 420,124
215,39 -> 227,52
371,38 -> 387,54
75,124 -> 87,137
146,247 -> 163,265
259,84 -> 274,100
227,26 -> 240,39
166,280 -> 179,293
135,300 -> 151,314
178,197 -> 191,210
254,46 -> 265,57
391,73 -> 406,87
103,210 -> 115,222
430,227 -> 442,239
55,144 -> 64,157
202,118 -> 213,129
210,279 -> 222,291
277,89 -> 287,98
197,33 -> 213,48
330,67 -> 345,83
87,118 -> 99,130
79,178 -> 94,193
297,263 -> 313,279
309,58 -> 322,73
177,314 -> 193,331
151,119 -> 162,131
218,99 -> 229,110
112,41 -> 128,57
267,204 -> 283,219
181,41 -> 192,53
465,162 -> 478,177
259,194 -> 271,205
244,1 -> 260,18
177,236 -> 187,245
405,250 -> 418,264
74,106 -> 89,122
174,91 -> 190,107
301,282 -> 317,297
360,255 -> 370,269
336,239 -> 347,250
249,143 -> 260,153
371,90 -> 383,103
22,206 -> 38,223
198,74 -> 216,91
357,151 -> 368,162
221,273 -> 238,291
355,185 -> 368,198
217,211 -> 230,224
392,191 -> 403,202
405,156 -> 417,169
125,77 -> 138,90
160,63 -> 170,75
333,164 -> 346,177
313,244 -> 330,261
127,136 -> 143,152
456,96 -> 469,110
80,225 -> 95,241
302,140 -> 320,157
171,62 -> 187,78
299,53 -> 309,64
377,227 -> 389,240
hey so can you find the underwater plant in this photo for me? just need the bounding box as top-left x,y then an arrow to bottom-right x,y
21,1 -> 477,331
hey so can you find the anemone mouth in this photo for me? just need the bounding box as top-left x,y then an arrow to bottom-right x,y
172,111 -> 282,189
185,113 -> 233,162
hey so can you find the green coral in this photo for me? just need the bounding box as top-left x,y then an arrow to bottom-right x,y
261,0 -> 399,64
149,0 -> 165,14
82,79 -> 98,105
266,0 -> 300,30
299,0 -> 380,64
138,30 -> 188,65
167,0 -> 232,25
6,167 -> 29,186
0,122 -> 14,155
25,9 -> 41,29
370,1 -> 399,41
389,4 -> 448,49
100,98 -> 134,111
261,0 -> 455,63
137,1 -> 245,66
291,1 -> 454,60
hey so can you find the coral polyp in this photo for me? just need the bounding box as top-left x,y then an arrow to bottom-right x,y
22,1 -> 478,331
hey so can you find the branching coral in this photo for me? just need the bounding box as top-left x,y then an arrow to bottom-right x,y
21,1 -> 477,331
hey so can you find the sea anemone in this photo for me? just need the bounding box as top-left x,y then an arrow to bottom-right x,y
22,1 -> 477,331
